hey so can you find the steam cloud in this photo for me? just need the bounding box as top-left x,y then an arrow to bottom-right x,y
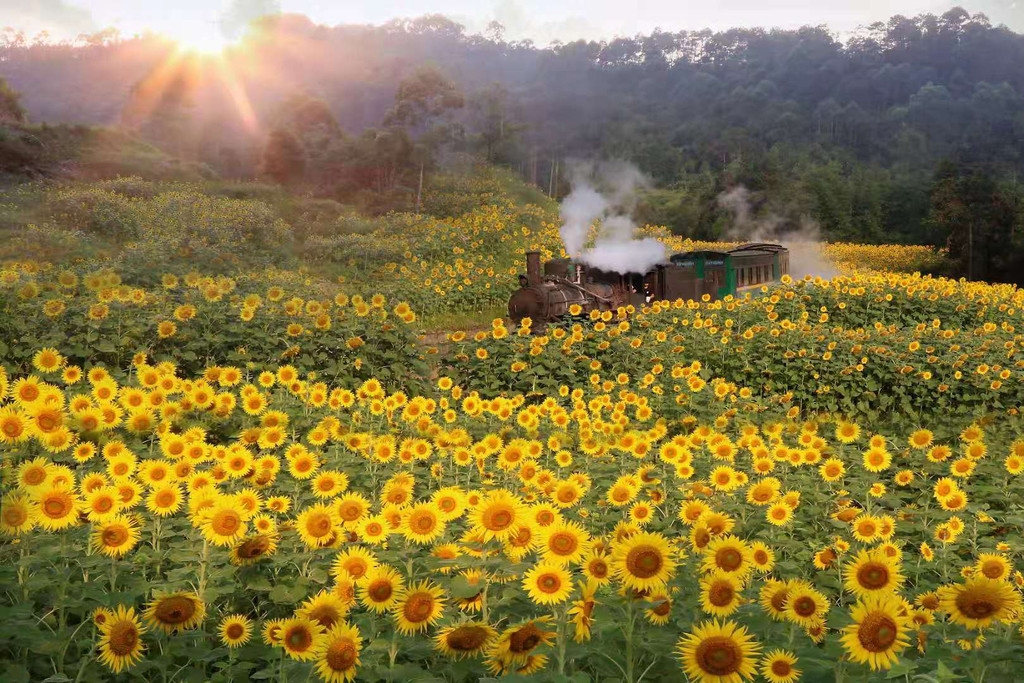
559,161 -> 667,274
717,186 -> 838,280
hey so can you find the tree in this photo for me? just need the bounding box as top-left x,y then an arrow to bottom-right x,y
384,66 -> 464,211
925,161 -> 1021,283
0,77 -> 27,123
262,128 -> 306,186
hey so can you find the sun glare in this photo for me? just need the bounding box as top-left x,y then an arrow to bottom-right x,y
168,27 -> 234,56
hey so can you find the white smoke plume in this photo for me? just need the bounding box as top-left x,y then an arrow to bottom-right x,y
717,186 -> 838,280
559,161 -> 667,274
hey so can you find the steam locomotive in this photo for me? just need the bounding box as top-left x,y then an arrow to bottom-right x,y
508,243 -> 789,324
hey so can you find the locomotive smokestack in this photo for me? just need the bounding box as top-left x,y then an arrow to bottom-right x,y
526,251 -> 542,285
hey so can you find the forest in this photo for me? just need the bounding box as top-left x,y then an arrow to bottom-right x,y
2,6 -> 1024,282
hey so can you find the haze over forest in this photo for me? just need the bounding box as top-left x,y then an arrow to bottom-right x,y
2,5 -> 1024,281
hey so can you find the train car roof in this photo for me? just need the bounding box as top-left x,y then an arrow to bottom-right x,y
669,250 -> 732,261
729,243 -> 787,254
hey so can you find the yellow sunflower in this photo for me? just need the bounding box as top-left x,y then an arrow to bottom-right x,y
295,503 -> 340,549
610,531 -> 677,591
91,515 -> 141,558
0,492 -> 38,535
702,535 -> 754,579
843,549 -> 905,598
97,605 -> 146,673
434,621 -> 497,660
699,570 -> 744,617
937,577 -> 1022,630
522,561 -> 574,605
392,580 -> 446,634
219,614 -> 253,648
144,591 -> 206,634
676,618 -> 761,683
36,486 -> 80,531
315,621 -> 362,683
359,565 -> 405,613
538,519 -> 592,566
784,581 -> 829,628
760,649 -> 801,683
280,617 -> 327,661
839,592 -> 911,671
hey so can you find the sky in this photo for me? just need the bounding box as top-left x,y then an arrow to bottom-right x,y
3,0 -> 1022,47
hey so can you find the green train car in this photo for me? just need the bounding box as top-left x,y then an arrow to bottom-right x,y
659,243 -> 790,301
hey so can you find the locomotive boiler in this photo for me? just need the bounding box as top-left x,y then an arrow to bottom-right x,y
508,244 -> 789,325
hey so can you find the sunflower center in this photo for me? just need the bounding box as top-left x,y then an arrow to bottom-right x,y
286,626 -> 313,651
306,512 -> 333,537
793,596 -> 817,617
483,506 -> 513,531
589,559 -> 609,578
509,625 -> 542,653
550,533 -> 577,555
103,526 -> 129,547
857,562 -> 890,589
3,506 -> 27,526
770,589 -> 789,613
412,512 -> 436,532
981,562 -> 1004,579
708,582 -> 734,607
107,621 -> 139,656
771,659 -> 792,676
226,623 -> 245,639
325,639 -> 357,670
339,504 -> 362,521
956,592 -> 996,619
43,497 -> 70,518
212,510 -> 240,535
308,606 -> 340,629
717,548 -> 743,571
695,635 -> 742,675
237,536 -> 270,558
651,598 -> 671,616
538,574 -> 561,593
154,596 -> 197,625
368,581 -> 393,602
403,594 -> 434,622
857,612 -> 899,651
447,626 -> 489,651
626,546 -> 663,578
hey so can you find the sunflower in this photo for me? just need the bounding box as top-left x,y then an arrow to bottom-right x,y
296,503 -> 340,549
393,580 -> 446,634
0,405 -> 32,445
15,456 -> 50,491
146,484 -> 183,517
402,503 -> 446,544
749,542 -> 775,573
219,614 -> 253,648
332,547 -> 378,582
974,553 -> 1012,581
36,486 -> 80,531
0,492 -> 38,535
759,580 -> 791,621
784,582 -> 829,628
610,531 -> 676,591
298,590 -> 350,630
315,621 -> 362,682
434,622 -> 497,660
702,535 -> 754,579
144,591 -> 206,634
538,520 -> 592,566
357,514 -> 390,544
568,581 -> 598,642
843,549 -> 905,598
469,489 -> 526,541
700,570 -> 744,617
580,549 -> 612,585
522,561 -> 574,605
486,617 -> 556,669
359,565 -> 405,613
937,577 -> 1022,630
676,618 -> 761,683
200,499 -> 248,546
97,605 -> 146,673
230,533 -> 279,566
432,486 -> 468,521
280,617 -> 327,661
91,516 -> 141,558
839,592 -> 911,671
760,649 -> 801,683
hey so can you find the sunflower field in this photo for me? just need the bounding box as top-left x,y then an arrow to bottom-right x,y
1,174 -> 1022,683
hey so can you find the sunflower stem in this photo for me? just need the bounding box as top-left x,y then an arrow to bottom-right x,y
109,556 -> 117,592
624,598 -> 636,683
556,603 -> 569,675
